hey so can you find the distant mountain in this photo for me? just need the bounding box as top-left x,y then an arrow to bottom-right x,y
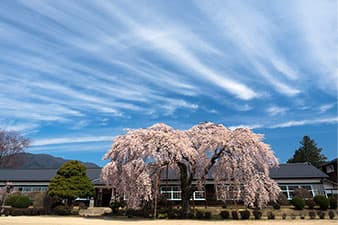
3,153 -> 99,169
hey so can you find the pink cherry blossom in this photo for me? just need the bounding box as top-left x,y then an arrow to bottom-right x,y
102,122 -> 280,214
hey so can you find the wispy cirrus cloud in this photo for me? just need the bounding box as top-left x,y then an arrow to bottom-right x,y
194,0 -> 302,96
0,122 -> 39,133
269,117 -> 338,129
319,104 -> 335,113
266,106 -> 288,116
230,117 -> 338,130
32,136 -> 114,146
0,0 -> 336,162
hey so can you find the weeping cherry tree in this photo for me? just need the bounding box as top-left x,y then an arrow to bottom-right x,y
102,122 -> 280,217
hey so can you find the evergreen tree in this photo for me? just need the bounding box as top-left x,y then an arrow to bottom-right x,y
48,160 -> 95,205
287,136 -> 327,168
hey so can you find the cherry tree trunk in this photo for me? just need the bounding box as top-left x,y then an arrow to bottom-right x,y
179,163 -> 193,218
181,187 -> 192,218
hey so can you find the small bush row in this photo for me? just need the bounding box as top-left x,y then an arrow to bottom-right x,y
290,195 -> 337,210
218,210 -> 336,220
0,207 -> 45,216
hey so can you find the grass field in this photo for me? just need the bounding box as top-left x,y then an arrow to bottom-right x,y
0,216 -> 337,225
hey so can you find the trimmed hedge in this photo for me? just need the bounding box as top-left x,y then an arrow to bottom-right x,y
1,207 -> 43,216
220,210 -> 230,219
314,195 -> 329,210
5,195 -> 31,208
253,210 -> 262,220
231,210 -> 239,220
291,196 -> 305,210
239,210 -> 250,220
53,205 -> 70,215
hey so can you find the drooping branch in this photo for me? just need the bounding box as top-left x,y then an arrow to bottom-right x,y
102,122 -> 280,212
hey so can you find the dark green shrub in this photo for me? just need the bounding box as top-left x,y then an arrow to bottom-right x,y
291,196 -> 305,210
204,211 -> 212,219
306,199 -> 316,209
53,205 -> 70,215
328,210 -> 335,219
273,202 -> 280,209
317,211 -> 325,219
110,200 -> 125,214
253,210 -> 262,219
314,195 -> 329,210
5,195 -> 32,208
239,210 -> 250,219
282,213 -> 287,219
309,211 -> 316,219
329,196 -> 337,209
267,211 -> 275,220
5,195 -> 17,206
231,210 -> 239,220
220,210 -> 230,219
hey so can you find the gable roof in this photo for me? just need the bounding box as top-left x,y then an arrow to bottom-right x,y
0,168 -> 102,182
0,163 -> 328,183
269,163 -> 328,179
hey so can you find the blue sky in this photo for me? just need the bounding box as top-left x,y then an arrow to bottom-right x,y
0,0 -> 337,166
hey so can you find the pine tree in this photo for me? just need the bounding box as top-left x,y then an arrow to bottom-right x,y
287,136 -> 327,168
48,160 -> 95,205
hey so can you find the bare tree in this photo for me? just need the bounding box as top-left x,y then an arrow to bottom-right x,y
0,129 -> 30,168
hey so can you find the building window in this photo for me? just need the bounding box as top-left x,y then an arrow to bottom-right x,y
215,185 -> 242,201
12,186 -> 48,193
160,186 -> 205,201
160,186 -> 181,200
193,191 -> 206,200
278,184 -> 315,200
279,185 -> 289,199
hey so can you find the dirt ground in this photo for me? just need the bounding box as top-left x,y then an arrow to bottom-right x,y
0,216 -> 337,225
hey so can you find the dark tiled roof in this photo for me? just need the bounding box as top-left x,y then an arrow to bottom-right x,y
158,163 -> 328,180
0,163 -> 328,183
270,163 -> 328,179
0,168 -> 102,182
